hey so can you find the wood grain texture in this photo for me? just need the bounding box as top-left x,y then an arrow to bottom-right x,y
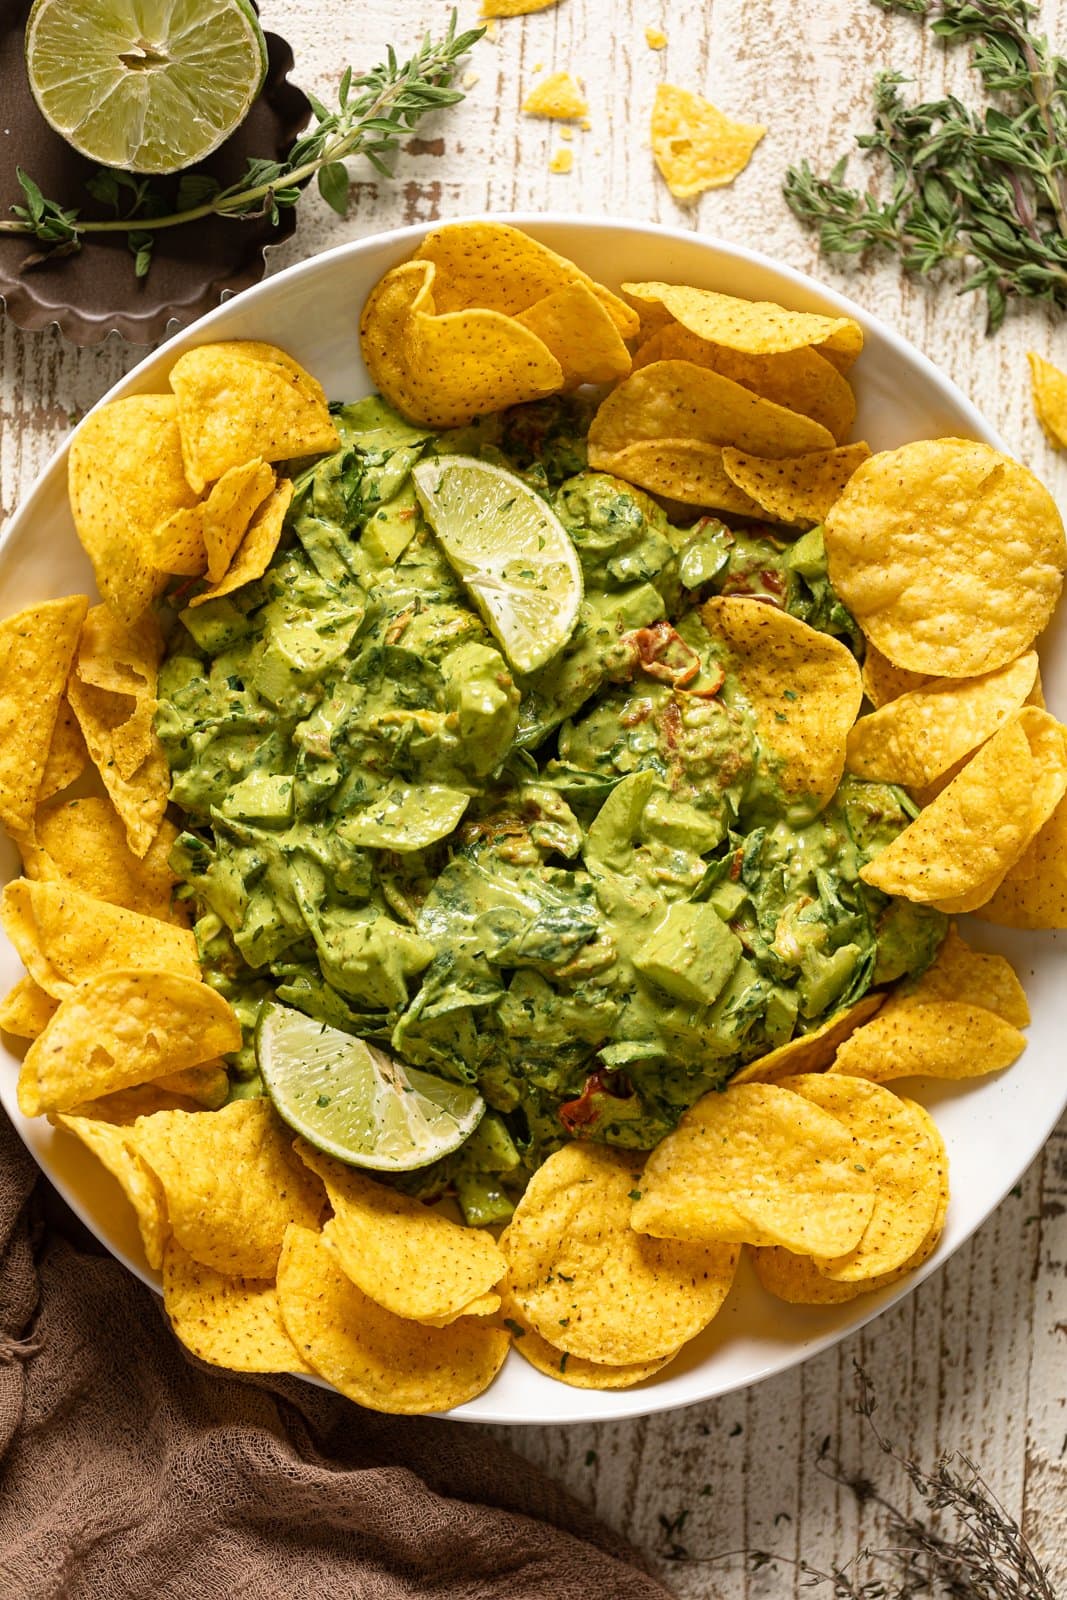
2,1 -> 1066,1590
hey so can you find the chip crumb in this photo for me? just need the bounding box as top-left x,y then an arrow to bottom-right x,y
559,126 -> 574,141
645,24 -> 668,48
461,71 -> 479,90
523,71 -> 588,121
550,148 -> 573,174
651,83 -> 766,199
481,0 -> 559,16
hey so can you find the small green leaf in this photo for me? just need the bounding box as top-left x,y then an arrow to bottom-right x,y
317,161 -> 350,216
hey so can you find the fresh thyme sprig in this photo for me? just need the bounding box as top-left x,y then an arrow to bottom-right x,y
2,12 -> 482,279
784,0 -> 1067,332
663,1367 -> 1056,1598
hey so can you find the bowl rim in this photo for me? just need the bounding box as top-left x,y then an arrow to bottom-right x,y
3,213 -> 1057,1430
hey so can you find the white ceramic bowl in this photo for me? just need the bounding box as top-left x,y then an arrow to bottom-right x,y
1,217 -> 1064,1427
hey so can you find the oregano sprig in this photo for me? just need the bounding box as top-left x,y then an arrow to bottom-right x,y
2,12 -> 482,279
784,0 -> 1067,331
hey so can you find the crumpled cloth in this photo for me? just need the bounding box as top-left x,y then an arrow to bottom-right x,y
0,1113 -> 672,1600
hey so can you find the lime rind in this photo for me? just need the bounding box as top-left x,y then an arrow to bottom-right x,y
256,1002 -> 485,1172
412,455 -> 584,676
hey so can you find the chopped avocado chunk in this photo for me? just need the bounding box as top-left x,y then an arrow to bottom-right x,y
633,901 -> 742,1005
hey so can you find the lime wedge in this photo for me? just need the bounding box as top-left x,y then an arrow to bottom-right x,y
412,455 -> 583,675
25,0 -> 267,174
256,1002 -> 485,1172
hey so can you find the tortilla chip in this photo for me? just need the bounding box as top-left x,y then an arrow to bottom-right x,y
18,970 -> 241,1118
589,360 -> 836,460
502,1143 -> 737,1365
132,1098 -> 324,1278
633,324 -> 856,441
515,283 -> 632,385
1028,350 -> 1067,449
861,644 -> 930,709
69,396 -> 195,624
412,220 -> 638,337
502,1293 -> 674,1389
631,1082 -> 875,1257
0,975 -> 57,1039
150,504 -> 208,577
702,596 -> 863,808
0,596 -> 89,834
588,438 -> 764,512
360,260 -> 564,430
780,1075 -> 945,1281
30,797 -> 185,924
201,458 -> 276,583
277,1224 -> 509,1414
650,85 -> 765,198
295,1141 -> 506,1326
824,438 -> 1067,677
56,1111 -> 170,1269
846,653 -> 1040,790
752,1169 -> 949,1304
623,281 -> 863,366
162,1239 -> 311,1373
894,924 -> 1029,1027
482,0 -> 559,13
858,714 -> 1036,905
67,674 -> 169,858
74,604 -> 163,782
522,71 -> 587,120
976,793 -> 1067,929
154,1062 -> 230,1110
830,999 -> 1026,1084
0,879 -> 198,998
168,342 -> 338,493
721,442 -> 871,525
730,993 -> 885,1084
37,696 -> 89,802
186,479 -> 294,608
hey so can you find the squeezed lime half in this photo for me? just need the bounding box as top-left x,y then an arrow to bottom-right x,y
25,0 -> 268,174
412,455 -> 584,676
256,1001 -> 485,1172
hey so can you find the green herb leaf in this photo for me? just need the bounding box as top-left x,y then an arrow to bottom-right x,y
785,0 -> 1067,332
317,161 -> 350,215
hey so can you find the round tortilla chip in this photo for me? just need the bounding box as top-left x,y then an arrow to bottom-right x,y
860,643 -> 930,709
294,1140 -> 506,1326
622,281 -> 863,365
588,437 -> 763,513
412,219 -> 638,337
631,1083 -> 875,1258
824,438 -> 1067,677
720,442 -> 871,526
56,1111 -> 169,1270
162,1238 -> 312,1374
132,1098 -> 324,1279
503,1143 -> 737,1365
752,1166 -> 949,1305
18,969 -> 241,1118
277,1224 -> 509,1414
976,793 -> 1067,929
779,1076 -> 945,1281
501,1294 -> 675,1389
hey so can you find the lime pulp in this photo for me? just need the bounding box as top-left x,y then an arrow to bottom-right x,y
25,0 -> 268,175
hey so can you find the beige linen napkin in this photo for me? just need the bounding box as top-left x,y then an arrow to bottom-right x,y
0,1112 -> 672,1600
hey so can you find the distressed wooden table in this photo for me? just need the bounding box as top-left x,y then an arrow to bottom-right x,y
2,0 -> 1066,1590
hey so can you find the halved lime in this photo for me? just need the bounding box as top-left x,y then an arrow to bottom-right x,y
412,455 -> 583,675
25,0 -> 268,174
256,1001 -> 485,1172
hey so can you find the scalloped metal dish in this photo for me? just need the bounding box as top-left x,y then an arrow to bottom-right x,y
0,7 -> 309,347
0,218 -> 1064,1425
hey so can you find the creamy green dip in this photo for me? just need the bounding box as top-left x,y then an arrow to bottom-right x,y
156,395 -> 944,1224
